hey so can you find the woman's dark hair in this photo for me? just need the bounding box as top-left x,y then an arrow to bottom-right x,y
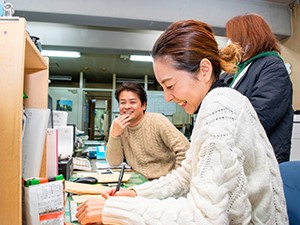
152,20 -> 241,81
115,82 -> 147,110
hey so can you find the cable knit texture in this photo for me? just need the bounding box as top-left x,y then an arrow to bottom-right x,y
102,88 -> 288,225
106,112 -> 190,179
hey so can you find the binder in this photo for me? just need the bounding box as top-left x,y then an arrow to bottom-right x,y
22,108 -> 50,178
47,128 -> 58,177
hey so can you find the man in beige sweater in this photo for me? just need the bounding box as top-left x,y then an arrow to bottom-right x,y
106,82 -> 190,179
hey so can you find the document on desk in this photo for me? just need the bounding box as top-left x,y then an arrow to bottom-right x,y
96,161 -> 131,170
65,181 -> 110,195
24,180 -> 64,225
67,195 -> 103,223
68,199 -> 79,223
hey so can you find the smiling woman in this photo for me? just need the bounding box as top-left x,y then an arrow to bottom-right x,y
75,19 -> 288,225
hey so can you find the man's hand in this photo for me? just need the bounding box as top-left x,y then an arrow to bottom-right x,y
110,114 -> 131,137
76,197 -> 106,225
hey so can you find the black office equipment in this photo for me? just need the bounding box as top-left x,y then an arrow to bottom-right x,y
48,94 -> 54,128
58,157 -> 73,180
67,124 -> 76,153
73,177 -> 98,184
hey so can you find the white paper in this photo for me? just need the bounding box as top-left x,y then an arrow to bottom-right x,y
56,126 -> 74,157
47,128 -> 58,177
50,110 -> 68,127
96,162 -> 131,169
23,108 -> 50,178
24,180 -> 64,225
69,200 -> 78,222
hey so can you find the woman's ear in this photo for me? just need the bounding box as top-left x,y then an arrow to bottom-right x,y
198,58 -> 212,83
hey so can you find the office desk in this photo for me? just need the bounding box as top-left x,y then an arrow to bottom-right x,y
64,159 -> 148,224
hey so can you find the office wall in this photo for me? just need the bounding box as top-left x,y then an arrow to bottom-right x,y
281,6 -> 300,110
49,87 -> 190,134
48,88 -> 81,127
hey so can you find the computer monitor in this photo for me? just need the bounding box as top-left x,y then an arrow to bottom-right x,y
67,124 -> 76,153
48,94 -> 54,128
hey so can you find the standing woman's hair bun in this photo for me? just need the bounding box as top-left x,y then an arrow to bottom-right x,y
219,43 -> 242,74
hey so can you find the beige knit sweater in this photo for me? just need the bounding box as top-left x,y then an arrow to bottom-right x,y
102,88 -> 288,225
106,112 -> 190,179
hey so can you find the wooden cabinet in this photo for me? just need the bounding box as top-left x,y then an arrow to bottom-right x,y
0,18 -> 49,225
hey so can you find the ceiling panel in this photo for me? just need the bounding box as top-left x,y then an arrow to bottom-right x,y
10,0 -> 294,90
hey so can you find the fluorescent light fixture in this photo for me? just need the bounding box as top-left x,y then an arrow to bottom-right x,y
49,75 -> 72,81
130,55 -> 153,62
41,50 -> 80,58
116,78 -> 154,84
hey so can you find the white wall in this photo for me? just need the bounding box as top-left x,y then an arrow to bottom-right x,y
281,6 -> 300,110
48,88 -> 82,129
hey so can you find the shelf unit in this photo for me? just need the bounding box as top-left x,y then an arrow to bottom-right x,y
0,18 -> 49,225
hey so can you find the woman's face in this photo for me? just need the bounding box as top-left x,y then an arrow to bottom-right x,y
153,58 -> 211,114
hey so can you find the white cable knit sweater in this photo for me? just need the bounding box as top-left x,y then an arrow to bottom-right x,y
102,88 -> 288,225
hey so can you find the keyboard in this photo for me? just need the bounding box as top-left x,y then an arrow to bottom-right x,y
73,157 -> 92,171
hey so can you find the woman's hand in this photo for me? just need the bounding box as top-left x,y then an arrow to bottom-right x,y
76,189 -> 137,224
76,197 -> 106,225
101,187 -> 137,199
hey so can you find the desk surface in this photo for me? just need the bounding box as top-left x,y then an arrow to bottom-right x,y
64,159 -> 148,224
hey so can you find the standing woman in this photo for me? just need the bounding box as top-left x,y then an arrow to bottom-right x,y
76,20 -> 288,225
225,13 -> 294,163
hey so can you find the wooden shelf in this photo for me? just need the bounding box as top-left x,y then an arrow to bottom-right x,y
0,18 -> 49,225
25,32 -> 48,70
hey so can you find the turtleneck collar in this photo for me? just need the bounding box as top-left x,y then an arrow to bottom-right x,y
193,79 -> 227,114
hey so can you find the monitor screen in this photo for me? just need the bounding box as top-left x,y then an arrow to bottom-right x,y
48,94 -> 54,128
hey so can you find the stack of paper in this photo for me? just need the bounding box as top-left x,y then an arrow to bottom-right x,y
24,180 -> 64,225
64,181 -> 109,195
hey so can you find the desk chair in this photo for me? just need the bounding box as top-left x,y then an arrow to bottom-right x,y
279,161 -> 300,225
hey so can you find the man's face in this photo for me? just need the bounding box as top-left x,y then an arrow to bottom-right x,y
118,90 -> 146,123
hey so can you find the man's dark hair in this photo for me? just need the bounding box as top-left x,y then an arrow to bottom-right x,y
115,82 -> 147,108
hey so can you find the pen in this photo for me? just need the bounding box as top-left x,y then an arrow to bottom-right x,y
115,163 -> 125,192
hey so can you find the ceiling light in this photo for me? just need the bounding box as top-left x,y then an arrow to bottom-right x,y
116,78 -> 154,84
120,55 -> 130,60
41,50 -> 81,58
130,55 -> 153,62
49,75 -> 72,81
